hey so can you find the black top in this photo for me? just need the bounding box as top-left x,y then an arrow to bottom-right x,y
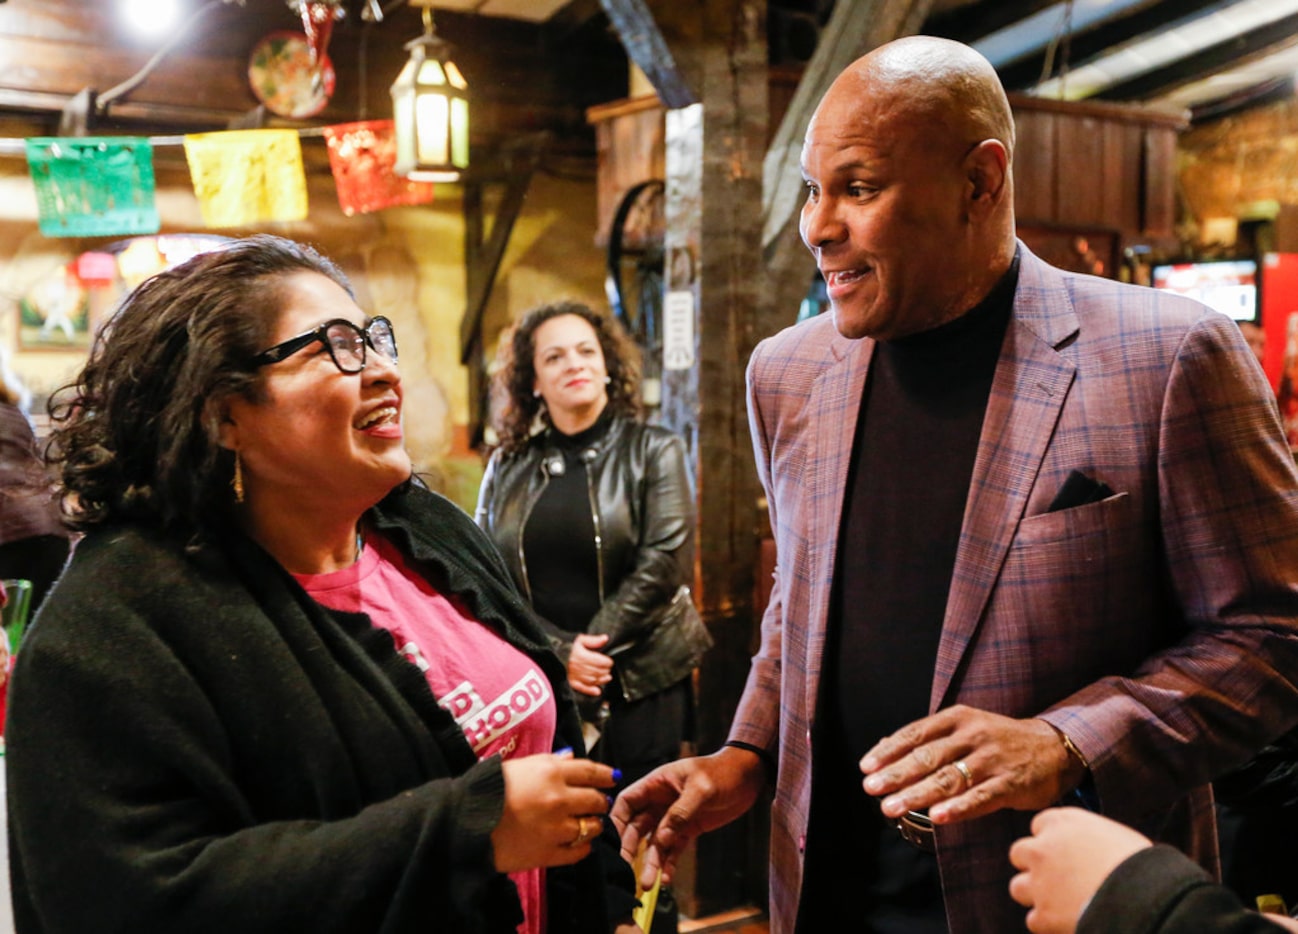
523,410 -> 610,632
798,256 -> 1019,932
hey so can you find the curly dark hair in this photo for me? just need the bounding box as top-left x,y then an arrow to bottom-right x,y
46,234 -> 352,537
493,300 -> 641,453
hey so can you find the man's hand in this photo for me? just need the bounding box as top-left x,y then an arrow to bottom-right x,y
1008,807 -> 1151,933
610,746 -> 766,889
860,706 -> 1085,824
567,633 -> 614,697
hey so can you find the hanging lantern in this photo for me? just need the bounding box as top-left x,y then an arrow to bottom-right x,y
390,5 -> 469,182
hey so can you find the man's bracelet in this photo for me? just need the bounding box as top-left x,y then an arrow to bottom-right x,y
723,740 -> 777,782
1058,729 -> 1091,772
1043,721 -> 1100,811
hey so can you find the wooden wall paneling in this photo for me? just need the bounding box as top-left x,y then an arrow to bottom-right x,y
1012,107 -> 1057,225
0,37 -> 254,112
1142,125 -> 1178,236
1010,95 -> 1185,243
1056,114 -> 1108,227
1101,119 -> 1142,234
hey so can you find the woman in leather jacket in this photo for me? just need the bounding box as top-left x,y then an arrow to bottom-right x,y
476,301 -> 711,791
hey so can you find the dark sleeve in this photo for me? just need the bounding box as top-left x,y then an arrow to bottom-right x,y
7,579 -> 516,934
587,430 -> 694,647
473,447 -> 500,529
1080,845 -> 1293,934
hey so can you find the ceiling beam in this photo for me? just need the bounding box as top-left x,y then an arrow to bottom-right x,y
997,0 -> 1240,91
1092,11 -> 1298,101
1189,74 -> 1296,123
597,0 -> 697,108
922,0 -> 1057,45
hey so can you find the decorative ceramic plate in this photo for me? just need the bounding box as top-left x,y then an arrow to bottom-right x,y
247,30 -> 336,119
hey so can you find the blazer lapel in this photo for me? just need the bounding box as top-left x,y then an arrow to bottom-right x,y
931,248 -> 1079,709
804,331 -> 873,721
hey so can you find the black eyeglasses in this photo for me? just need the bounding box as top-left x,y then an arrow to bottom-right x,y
251,316 -> 398,374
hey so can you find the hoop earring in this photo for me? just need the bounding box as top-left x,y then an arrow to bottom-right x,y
232,451 -> 245,504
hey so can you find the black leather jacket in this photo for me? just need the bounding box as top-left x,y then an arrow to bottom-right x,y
476,416 -> 711,701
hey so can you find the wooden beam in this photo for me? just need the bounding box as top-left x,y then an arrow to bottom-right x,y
597,0 -> 698,108
997,0 -> 1244,91
1190,74 -> 1296,123
458,131 -> 552,445
0,0 -> 623,155
922,0 -> 1056,45
617,0 -> 766,916
760,0 -> 934,341
459,131 -> 553,365
1092,13 -> 1298,102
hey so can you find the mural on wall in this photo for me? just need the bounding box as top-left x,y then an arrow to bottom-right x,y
18,264 -> 90,350
15,234 -> 231,353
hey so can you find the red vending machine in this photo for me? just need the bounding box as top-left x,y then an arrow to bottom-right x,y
1262,252 -> 1298,393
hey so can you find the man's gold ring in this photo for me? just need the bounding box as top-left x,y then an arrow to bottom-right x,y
953,759 -> 974,790
572,816 -> 592,846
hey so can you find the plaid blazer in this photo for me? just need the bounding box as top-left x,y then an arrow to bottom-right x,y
730,245 -> 1298,933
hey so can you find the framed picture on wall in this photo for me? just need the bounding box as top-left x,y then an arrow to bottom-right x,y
1018,225 -> 1121,280
18,263 -> 92,351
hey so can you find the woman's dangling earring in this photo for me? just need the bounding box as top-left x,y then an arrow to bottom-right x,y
232,451 -> 245,504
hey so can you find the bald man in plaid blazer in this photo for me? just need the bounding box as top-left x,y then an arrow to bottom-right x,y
613,37 -> 1298,934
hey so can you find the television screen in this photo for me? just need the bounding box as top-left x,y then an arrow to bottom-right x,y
1151,259 -> 1258,323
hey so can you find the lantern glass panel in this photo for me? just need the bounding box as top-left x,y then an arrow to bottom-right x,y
417,58 -> 447,87
415,92 -> 450,165
451,97 -> 469,168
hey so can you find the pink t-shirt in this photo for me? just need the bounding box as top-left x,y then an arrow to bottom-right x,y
295,531 -> 556,934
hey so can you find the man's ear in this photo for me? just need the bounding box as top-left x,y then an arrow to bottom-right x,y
966,139 -> 1009,215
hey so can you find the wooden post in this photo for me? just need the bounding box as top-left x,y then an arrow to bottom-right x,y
600,0 -> 769,916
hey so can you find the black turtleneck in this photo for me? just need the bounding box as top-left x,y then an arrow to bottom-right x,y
522,408 -> 613,633
798,254 -> 1020,933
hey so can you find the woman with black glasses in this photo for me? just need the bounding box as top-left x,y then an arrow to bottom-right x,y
6,235 -> 640,934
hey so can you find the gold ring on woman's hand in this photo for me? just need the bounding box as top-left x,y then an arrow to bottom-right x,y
571,816 -> 592,846
953,759 -> 974,790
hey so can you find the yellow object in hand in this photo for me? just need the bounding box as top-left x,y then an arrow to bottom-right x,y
631,840 -> 663,934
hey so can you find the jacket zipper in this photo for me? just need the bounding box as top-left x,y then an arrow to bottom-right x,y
582,449 -> 606,606
516,470 -> 548,605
